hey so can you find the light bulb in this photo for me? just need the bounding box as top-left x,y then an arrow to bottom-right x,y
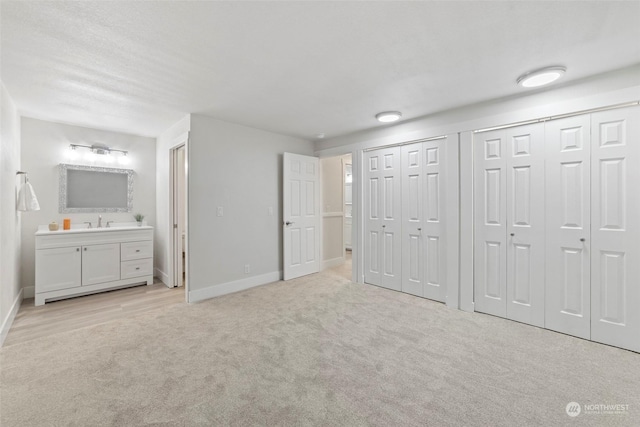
104,152 -> 114,163
68,146 -> 78,161
118,153 -> 130,165
85,150 -> 96,162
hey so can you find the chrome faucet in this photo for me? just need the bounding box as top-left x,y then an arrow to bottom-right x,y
97,215 -> 102,228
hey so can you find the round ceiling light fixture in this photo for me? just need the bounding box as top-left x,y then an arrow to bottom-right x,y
375,111 -> 402,123
517,66 -> 566,88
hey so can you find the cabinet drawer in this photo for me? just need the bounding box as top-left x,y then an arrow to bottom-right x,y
121,259 -> 153,279
121,241 -> 153,261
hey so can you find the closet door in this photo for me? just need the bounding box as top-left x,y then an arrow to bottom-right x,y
590,107 -> 640,352
474,130 -> 507,318
545,115 -> 591,340
505,124 -> 545,327
423,138 -> 447,303
401,143 -> 424,296
364,147 -> 402,291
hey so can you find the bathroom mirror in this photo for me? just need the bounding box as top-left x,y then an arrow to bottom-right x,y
59,164 -> 134,213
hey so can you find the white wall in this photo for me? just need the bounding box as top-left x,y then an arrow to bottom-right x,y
0,83 -> 22,346
155,115 -> 190,285
316,65 -> 640,155
20,118 -> 156,295
188,114 -> 314,301
320,155 -> 345,266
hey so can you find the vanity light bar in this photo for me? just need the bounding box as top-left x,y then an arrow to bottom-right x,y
68,143 -> 128,155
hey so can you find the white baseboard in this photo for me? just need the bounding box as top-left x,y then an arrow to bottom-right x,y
154,268 -> 169,286
23,285 -> 34,299
188,271 -> 282,303
1,288 -> 23,348
321,256 -> 345,270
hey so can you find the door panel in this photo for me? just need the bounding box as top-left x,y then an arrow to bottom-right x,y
545,115 -> 591,339
590,107 -> 640,352
506,124 -> 545,327
283,153 -> 320,280
365,147 -> 401,290
423,138 -> 447,302
401,143 -> 424,296
474,130 -> 507,317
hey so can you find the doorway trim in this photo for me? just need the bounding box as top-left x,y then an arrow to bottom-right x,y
169,133 -> 189,300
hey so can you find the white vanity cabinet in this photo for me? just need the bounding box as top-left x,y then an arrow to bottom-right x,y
35,226 -> 154,306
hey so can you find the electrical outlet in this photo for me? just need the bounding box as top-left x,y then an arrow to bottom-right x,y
217,207 -> 224,217
244,264 -> 250,274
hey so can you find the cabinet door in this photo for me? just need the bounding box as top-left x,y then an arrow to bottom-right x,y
36,247 -> 81,293
545,115 -> 591,340
364,147 -> 402,291
590,107 -> 640,352
474,129 -> 507,318
82,243 -> 120,286
505,124 -> 545,327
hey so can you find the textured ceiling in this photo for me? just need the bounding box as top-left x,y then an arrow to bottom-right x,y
1,1 -> 639,139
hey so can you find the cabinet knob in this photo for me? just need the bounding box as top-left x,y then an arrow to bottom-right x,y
580,238 -> 585,242
510,233 -> 515,237
135,267 -> 140,270
418,228 -> 422,231
382,225 -> 386,228
76,248 -> 80,252
84,247 -> 87,251
136,249 -> 140,252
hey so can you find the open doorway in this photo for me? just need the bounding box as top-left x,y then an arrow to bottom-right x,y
170,142 -> 188,292
320,153 -> 353,281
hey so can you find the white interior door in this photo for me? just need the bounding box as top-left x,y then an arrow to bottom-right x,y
505,124 -> 545,327
545,115 -> 591,340
590,107 -> 640,352
364,147 -> 402,291
401,143 -> 424,296
423,138 -> 447,302
283,153 -> 320,280
474,130 -> 507,318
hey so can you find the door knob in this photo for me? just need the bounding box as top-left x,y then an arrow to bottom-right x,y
285,221 -> 294,226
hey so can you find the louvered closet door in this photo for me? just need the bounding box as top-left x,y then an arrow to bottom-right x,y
590,107 -> 640,352
545,115 -> 591,340
401,143 -> 424,296
474,130 -> 507,318
505,124 -> 545,327
364,147 -> 402,291
423,138 -> 447,302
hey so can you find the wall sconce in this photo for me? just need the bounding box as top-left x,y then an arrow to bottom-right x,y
68,143 -> 130,165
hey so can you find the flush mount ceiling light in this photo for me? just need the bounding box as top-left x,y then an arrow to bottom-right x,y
517,66 -> 566,88
375,111 -> 402,123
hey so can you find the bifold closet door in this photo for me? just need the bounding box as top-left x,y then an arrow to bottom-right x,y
401,143 -> 424,296
422,138 -> 447,302
364,147 -> 402,291
504,124 -> 545,327
474,125 -> 544,324
590,107 -> 640,352
474,130 -> 507,317
545,115 -> 591,340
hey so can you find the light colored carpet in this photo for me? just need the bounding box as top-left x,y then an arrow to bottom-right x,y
2,266 -> 638,426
